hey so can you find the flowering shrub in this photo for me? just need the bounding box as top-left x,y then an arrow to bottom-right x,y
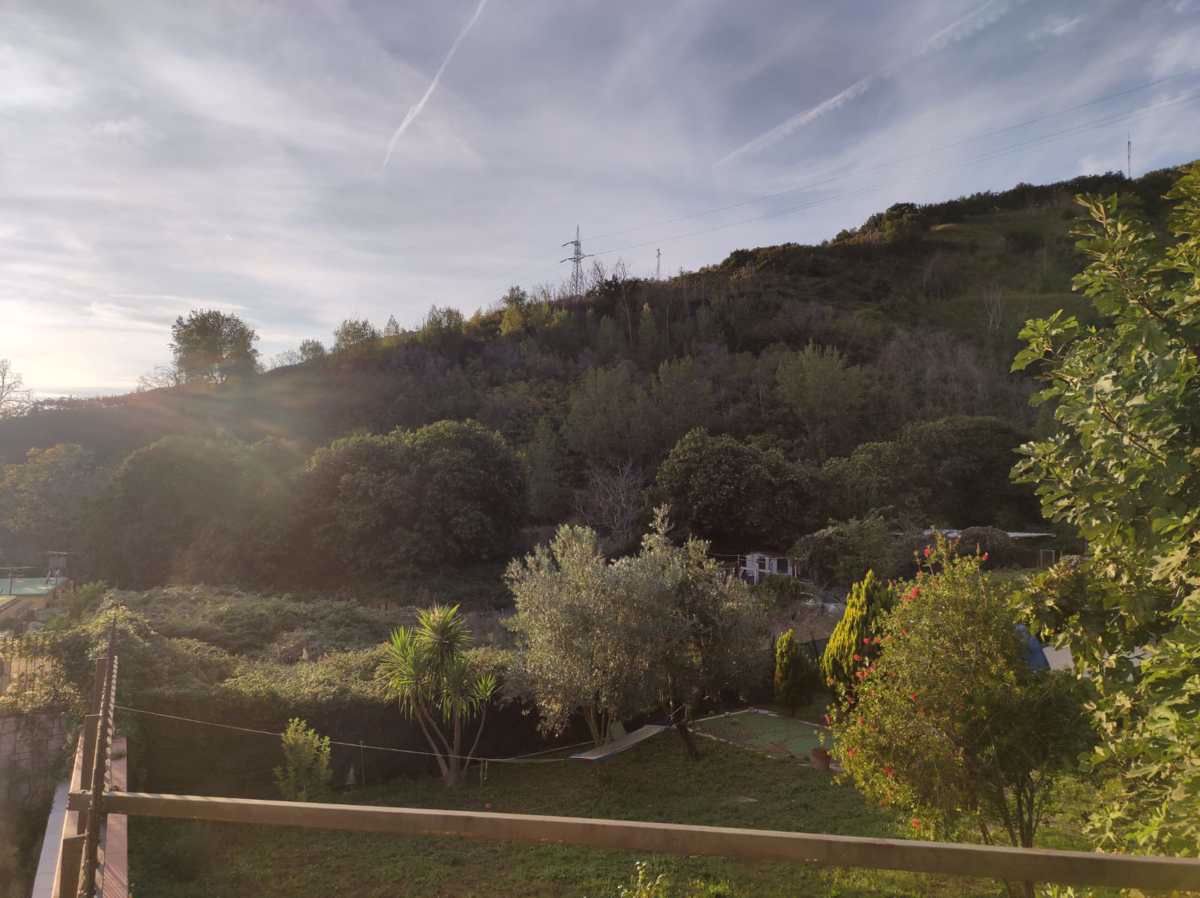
831,537 -> 1091,849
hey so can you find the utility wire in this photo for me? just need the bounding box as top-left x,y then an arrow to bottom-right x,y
588,88 -> 1200,259
588,66 -> 1200,243
114,704 -> 588,765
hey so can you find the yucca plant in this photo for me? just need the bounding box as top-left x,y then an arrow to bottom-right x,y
380,604 -> 497,787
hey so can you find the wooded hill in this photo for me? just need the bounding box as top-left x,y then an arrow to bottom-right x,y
0,165 -> 1186,589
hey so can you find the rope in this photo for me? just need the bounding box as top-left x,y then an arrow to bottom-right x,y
114,704 -> 583,765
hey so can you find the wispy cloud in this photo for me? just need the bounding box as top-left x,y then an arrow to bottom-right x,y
1028,15 -> 1085,41
381,0 -> 489,170
715,0 -> 1024,169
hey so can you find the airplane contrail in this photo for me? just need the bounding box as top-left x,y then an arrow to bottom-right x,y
382,0 -> 489,170
715,0 -> 1021,169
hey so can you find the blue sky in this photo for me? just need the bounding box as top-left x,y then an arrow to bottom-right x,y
2,0 -> 1198,394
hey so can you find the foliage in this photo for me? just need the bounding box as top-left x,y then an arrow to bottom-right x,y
821,570 -> 891,696
1011,165 -> 1200,853
794,513 -> 908,586
506,510 -> 770,747
655,428 -> 817,547
333,318 -> 381,353
774,628 -> 819,715
775,342 -> 869,458
300,420 -> 525,577
274,717 -> 333,802
0,442 -> 103,561
833,540 -> 1091,853
379,604 -> 498,787
0,358 -> 30,418
616,862 -> 732,898
524,416 -> 571,523
90,436 -> 295,587
170,309 -> 259,383
298,339 -> 327,362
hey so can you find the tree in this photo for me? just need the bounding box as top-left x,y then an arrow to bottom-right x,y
298,339 -> 327,362
267,349 -> 302,370
794,513 -> 907,586
821,569 -> 891,695
136,365 -> 184,391
380,605 -> 497,787
332,318 -> 380,353
833,541 -> 1090,875
655,427 -> 814,547
169,309 -> 259,383
575,462 -> 645,555
0,444 -> 103,561
774,629 -> 818,715
300,420 -> 525,575
506,510 -> 769,754
524,417 -> 570,522
776,342 -> 869,458
274,718 -> 332,801
0,359 -> 30,417
1011,167 -> 1200,854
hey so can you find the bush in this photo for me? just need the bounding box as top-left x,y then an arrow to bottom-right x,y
792,512 -> 907,586
756,574 -> 816,607
956,526 -> 1032,568
274,717 -> 332,801
774,629 -> 819,714
833,538 -> 1092,848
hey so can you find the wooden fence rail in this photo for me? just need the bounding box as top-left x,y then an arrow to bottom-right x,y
65,790 -> 1200,891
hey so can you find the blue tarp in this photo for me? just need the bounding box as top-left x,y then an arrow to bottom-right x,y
1015,624 -> 1050,671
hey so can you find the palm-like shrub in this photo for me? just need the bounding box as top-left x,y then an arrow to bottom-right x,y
380,604 -> 497,787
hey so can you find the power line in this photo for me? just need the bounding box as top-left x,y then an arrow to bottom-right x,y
114,704 -> 587,765
587,88 -> 1200,259
586,66 -> 1200,244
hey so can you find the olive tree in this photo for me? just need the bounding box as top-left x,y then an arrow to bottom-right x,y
380,605 -> 497,787
506,509 -> 769,755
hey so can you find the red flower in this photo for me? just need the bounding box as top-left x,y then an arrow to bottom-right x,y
846,747 -> 857,758
863,637 -> 871,645
910,692 -> 918,701
911,817 -> 921,830
883,765 -> 894,778
982,551 -> 989,561
853,653 -> 862,662
923,545 -> 932,558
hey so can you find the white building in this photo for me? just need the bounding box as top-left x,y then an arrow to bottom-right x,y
735,551 -> 798,584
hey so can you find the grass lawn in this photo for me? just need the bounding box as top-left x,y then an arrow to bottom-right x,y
694,709 -> 827,759
127,732 -> 1100,898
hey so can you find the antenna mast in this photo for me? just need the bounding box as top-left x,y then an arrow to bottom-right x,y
656,248 -> 662,280
560,225 -> 592,299
1127,133 -> 1132,180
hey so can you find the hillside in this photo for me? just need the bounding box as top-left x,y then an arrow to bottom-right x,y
0,165 -> 1188,588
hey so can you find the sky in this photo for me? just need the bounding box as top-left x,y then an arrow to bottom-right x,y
2,0 -> 1199,395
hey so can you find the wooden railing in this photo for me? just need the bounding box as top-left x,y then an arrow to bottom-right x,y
53,640 -> 1200,895
63,791 -> 1200,891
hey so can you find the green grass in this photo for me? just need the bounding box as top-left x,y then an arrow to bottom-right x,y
128,733 -> 1095,898
695,710 -> 826,759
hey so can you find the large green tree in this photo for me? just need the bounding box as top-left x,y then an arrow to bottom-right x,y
301,420 -> 525,575
170,309 -> 259,383
655,427 -> 815,546
1012,166 -> 1200,854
